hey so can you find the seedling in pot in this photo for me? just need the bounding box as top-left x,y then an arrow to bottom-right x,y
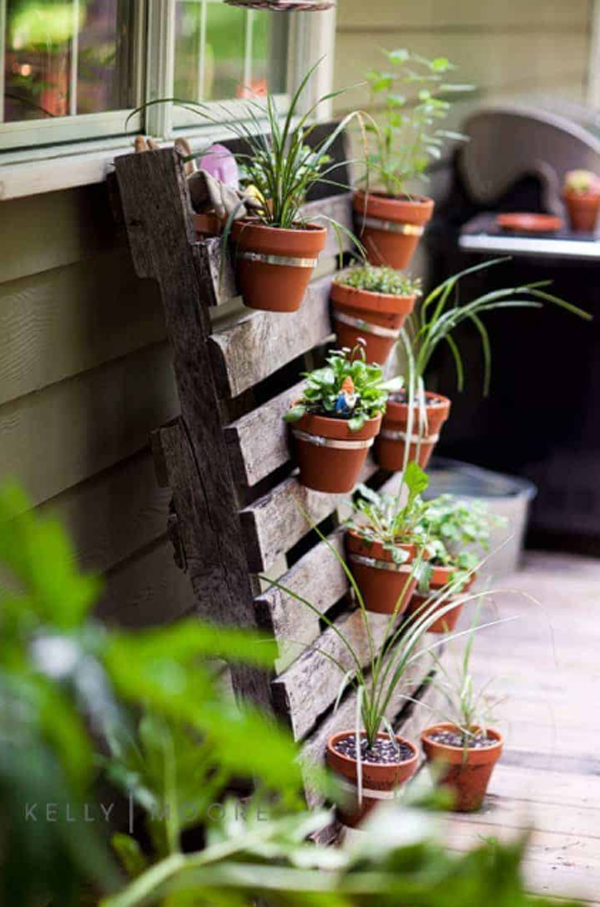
405,494 -> 505,632
283,343 -> 402,493
376,258 -> 592,472
355,50 -> 472,268
422,612 -> 506,811
129,59 -> 368,313
345,461 -> 431,614
331,264 -> 422,365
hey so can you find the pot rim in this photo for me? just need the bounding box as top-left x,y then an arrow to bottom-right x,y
327,730 -> 419,768
346,527 -> 425,563
294,411 -> 382,442
354,189 -> 434,208
421,722 -> 503,754
331,279 -> 417,307
232,218 -> 328,238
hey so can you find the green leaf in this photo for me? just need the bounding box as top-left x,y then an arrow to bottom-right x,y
112,834 -> 149,879
283,405 -> 306,423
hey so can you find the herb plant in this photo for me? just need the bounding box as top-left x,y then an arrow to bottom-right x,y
284,344 -> 402,432
349,461 -> 430,565
364,49 -> 472,197
417,494 -> 504,591
335,264 -> 422,297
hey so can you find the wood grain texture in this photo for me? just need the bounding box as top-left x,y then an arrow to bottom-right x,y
255,531 -> 347,672
0,249 -> 164,408
0,340 -> 178,511
241,457 -> 377,574
225,380 -> 303,487
272,608 -> 395,740
209,272 -> 334,400
115,147 -> 272,707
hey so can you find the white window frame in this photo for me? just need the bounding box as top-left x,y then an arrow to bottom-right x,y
0,2 -> 337,199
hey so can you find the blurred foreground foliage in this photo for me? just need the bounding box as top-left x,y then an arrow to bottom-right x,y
0,482 -> 582,907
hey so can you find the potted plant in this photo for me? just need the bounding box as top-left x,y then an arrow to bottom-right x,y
283,344 -> 402,493
563,169 -> 600,233
331,265 -> 422,365
265,527 -> 505,827
355,50 -> 471,268
421,621 -> 504,811
376,259 -> 592,471
406,494 -> 503,632
345,462 -> 430,615
132,62 -> 364,313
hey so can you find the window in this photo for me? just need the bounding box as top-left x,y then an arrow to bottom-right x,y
0,0 -> 291,152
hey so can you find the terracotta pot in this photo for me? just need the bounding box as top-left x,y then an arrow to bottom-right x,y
353,191 -> 434,269
232,220 -> 327,312
193,212 -> 222,238
421,723 -> 503,811
291,413 -> 381,493
327,730 -> 419,826
406,591 -> 463,633
563,190 -> 600,233
375,392 -> 451,472
345,529 -> 418,614
330,281 -> 416,366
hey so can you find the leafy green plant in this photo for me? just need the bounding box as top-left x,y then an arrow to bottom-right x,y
363,49 -> 472,196
335,263 -> 422,297
416,493 -> 504,592
399,258 -> 592,397
564,169 -> 600,194
284,344 -> 402,432
349,461 -> 430,565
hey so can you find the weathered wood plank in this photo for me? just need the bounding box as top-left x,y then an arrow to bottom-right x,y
225,380 -> 303,487
273,608 -> 393,740
209,272 -> 334,400
115,147 -> 272,708
241,457 -> 378,573
255,532 -> 347,672
0,341 -> 178,512
0,249 -> 165,408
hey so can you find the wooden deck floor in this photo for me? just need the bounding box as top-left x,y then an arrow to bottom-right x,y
441,551 -> 600,903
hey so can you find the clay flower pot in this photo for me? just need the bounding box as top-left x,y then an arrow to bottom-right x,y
291,412 -> 381,493
375,392 -> 451,472
563,190 -> 600,233
331,281 -> 416,366
421,723 -> 503,811
345,529 -> 419,614
232,219 -> 327,313
193,213 -> 222,238
327,730 -> 418,826
353,191 -> 434,270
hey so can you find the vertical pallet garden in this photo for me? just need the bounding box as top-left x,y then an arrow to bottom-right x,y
114,128 -> 437,805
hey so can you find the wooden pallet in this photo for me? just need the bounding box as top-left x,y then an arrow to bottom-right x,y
113,127 -> 436,794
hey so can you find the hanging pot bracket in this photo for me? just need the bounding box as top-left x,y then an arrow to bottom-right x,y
225,0 -> 334,9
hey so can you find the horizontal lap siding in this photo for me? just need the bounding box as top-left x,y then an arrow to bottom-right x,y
0,183 -> 193,625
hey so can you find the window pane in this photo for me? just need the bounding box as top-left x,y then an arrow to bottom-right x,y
204,1 -> 245,101
3,0 -> 135,122
174,0 -> 289,106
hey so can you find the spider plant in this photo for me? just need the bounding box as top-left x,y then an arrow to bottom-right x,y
430,610 -> 505,749
129,59 -> 368,246
400,257 -> 592,396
